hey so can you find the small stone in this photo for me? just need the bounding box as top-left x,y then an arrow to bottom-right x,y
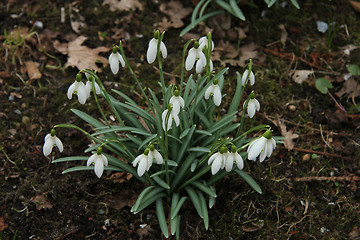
302,154 -> 310,161
288,104 -> 296,111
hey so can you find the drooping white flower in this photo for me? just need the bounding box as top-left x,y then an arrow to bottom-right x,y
247,129 -> 276,162
108,51 -> 125,75
67,74 -> 87,104
147,146 -> 164,166
169,90 -> 184,114
225,146 -> 244,172
241,69 -> 255,86
161,104 -> 180,131
133,147 -> 163,177
208,146 -> 228,175
85,80 -> 101,98
43,129 -> 63,156
204,79 -> 222,106
87,148 -> 108,178
199,35 -> 214,52
147,30 -> 167,64
185,41 -> 206,73
244,92 -> 260,118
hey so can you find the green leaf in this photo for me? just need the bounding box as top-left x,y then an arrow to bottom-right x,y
170,215 -> 178,236
171,196 -> 187,219
150,169 -> 176,177
131,187 -> 164,212
185,186 -> 203,218
153,176 -> 170,189
179,128 -> 190,139
208,111 -> 237,133
228,72 -> 243,114
131,186 -> 155,212
195,129 -> 212,136
156,198 -> 169,238
180,10 -> 224,36
229,0 -> 245,20
208,185 -> 216,209
191,0 -> 206,23
167,160 -> 178,167
62,165 -> 123,174
191,181 -> 217,198
290,0 -> 300,9
52,156 -> 88,163
71,109 -> 104,128
234,169 -> 262,194
188,147 -> 211,153
347,64 -> 360,76
177,125 -> 196,162
134,193 -> 166,214
315,78 -> 333,94
198,191 -> 209,230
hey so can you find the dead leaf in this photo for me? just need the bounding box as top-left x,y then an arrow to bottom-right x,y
0,217 -> 8,231
159,1 -> 192,30
289,70 -> 314,84
350,1 -> 360,12
104,189 -> 137,210
25,61 -> 42,80
69,3 -> 87,34
31,194 -> 53,210
54,36 -> 109,72
273,116 -> 299,150
109,172 -> 132,183
335,78 -> 360,98
103,0 -> 143,11
349,226 -> 360,239
216,40 -> 239,59
137,224 -> 153,237
239,42 -> 263,67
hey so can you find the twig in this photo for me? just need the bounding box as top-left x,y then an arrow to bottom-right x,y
293,175 -> 360,182
55,229 -> 78,240
292,147 -> 353,161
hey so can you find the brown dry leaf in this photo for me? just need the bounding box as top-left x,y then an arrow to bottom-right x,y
25,61 -> 42,80
273,116 -> 299,150
69,3 -> 87,33
103,0 -> 143,11
278,24 -> 288,48
159,1 -> 192,29
0,217 -> 8,231
335,78 -> 360,98
350,1 -> 360,12
216,40 -> 239,59
289,70 -> 314,84
104,189 -> 137,210
55,36 -> 109,72
109,172 -> 132,183
30,194 -> 53,210
137,224 -> 153,237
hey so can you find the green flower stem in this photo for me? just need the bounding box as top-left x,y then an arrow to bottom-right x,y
236,92 -> 253,137
157,32 -> 167,109
180,39 -> 196,94
82,69 -> 125,127
178,165 -> 211,190
91,75 -> 111,127
233,124 -> 269,143
117,42 -> 155,113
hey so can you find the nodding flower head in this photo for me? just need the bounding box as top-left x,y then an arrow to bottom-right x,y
43,129 -> 63,156
247,129 -> 276,162
67,74 -> 87,104
161,103 -> 180,131
147,30 -> 167,64
204,78 -> 222,106
108,46 -> 125,75
169,90 -> 184,114
87,147 -> 108,178
244,92 -> 260,118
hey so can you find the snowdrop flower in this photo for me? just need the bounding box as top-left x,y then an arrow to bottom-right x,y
199,35 -> 214,52
241,69 -> 255,86
85,75 -> 101,98
169,90 -> 184,114
67,73 -> 87,104
204,78 -> 222,106
87,147 -> 108,178
147,30 -> 167,64
247,129 -> 276,162
133,146 -> 163,176
208,146 -> 228,175
108,47 -> 125,75
43,129 -> 63,156
244,92 -> 260,118
225,145 -> 244,172
185,41 -> 206,73
162,104 -> 180,131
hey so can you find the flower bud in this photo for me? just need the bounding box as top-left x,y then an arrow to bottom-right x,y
194,41 -> 199,49
263,128 -> 273,139
50,128 -> 56,136
249,91 -> 255,99
76,73 -> 82,82
174,89 -> 180,97
112,46 -> 117,53
220,145 -> 227,154
154,30 -> 160,39
213,78 -> 218,85
96,147 -> 102,155
144,148 -> 150,155
231,145 -> 237,153
149,144 -> 155,151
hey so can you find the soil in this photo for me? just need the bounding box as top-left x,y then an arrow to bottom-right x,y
1,0 -> 360,239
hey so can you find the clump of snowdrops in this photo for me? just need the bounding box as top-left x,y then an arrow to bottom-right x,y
43,31 -> 281,238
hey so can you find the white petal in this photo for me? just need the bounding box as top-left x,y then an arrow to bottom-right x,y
234,153 -> 244,169
152,150 -> 164,164
93,81 -> 101,95
259,143 -> 267,162
265,139 -> 274,157
116,52 -> 125,67
208,152 -> 219,165
44,133 -> 51,142
213,85 -> 221,106
137,157 -> 148,176
179,96 -> 185,108
54,136 -> 63,152
211,155 -> 223,175
109,53 -> 119,74
160,41 -> 167,59
67,82 -> 77,100
162,109 -> 169,131
94,159 -> 105,178
147,38 -> 157,64
209,59 -> 213,72
225,154 -> 234,172
249,71 -> 255,85
247,137 -> 266,161
247,100 -> 256,118
199,51 -> 206,68
170,97 -> 181,114
166,114 -> 173,130
147,155 -> 152,171
185,49 -> 196,71
204,85 -> 213,100
85,81 -> 92,98
195,59 -> 203,73
241,70 -> 248,86
76,84 -> 87,104
173,112 -> 180,126
87,154 -> 97,167
133,154 -> 143,167
101,154 -> 108,166
254,99 -> 260,111
43,138 -> 54,156
271,138 -> 276,149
